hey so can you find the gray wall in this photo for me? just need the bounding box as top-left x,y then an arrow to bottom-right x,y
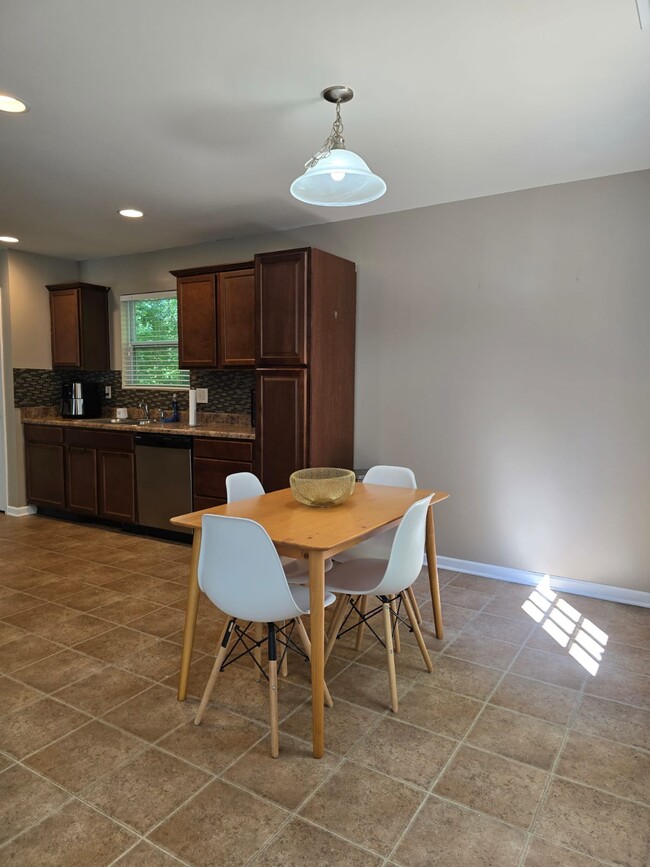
1,251 -> 78,505
71,169 -> 648,592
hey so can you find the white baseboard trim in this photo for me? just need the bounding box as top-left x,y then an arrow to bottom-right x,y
437,556 -> 650,609
5,504 -> 37,518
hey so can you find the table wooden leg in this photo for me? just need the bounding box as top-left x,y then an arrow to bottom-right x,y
425,507 -> 444,639
309,550 -> 325,758
177,528 -> 202,701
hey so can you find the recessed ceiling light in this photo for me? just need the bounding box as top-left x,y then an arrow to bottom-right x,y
118,209 -> 144,218
0,94 -> 29,113
0,235 -> 19,243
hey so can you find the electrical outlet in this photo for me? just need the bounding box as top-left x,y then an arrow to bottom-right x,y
104,386 -> 112,398
196,388 -> 208,403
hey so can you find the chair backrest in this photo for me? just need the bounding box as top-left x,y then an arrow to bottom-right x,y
341,465 -> 417,561
372,495 -> 433,596
364,465 -> 417,488
226,471 -> 265,503
198,514 -> 304,622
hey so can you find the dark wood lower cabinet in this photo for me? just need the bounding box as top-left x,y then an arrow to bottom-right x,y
25,424 -> 136,524
65,447 -> 98,514
255,369 -> 307,492
192,437 -> 253,510
98,450 -> 136,523
25,442 -> 66,509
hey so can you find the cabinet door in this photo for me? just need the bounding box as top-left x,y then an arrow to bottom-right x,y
25,442 -> 66,508
255,369 -> 307,492
256,250 -> 308,366
217,268 -> 255,367
177,274 -> 217,367
50,288 -> 82,367
98,450 -> 136,523
65,446 -> 98,514
193,458 -> 253,502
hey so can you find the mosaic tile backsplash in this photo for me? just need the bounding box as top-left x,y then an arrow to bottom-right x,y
13,368 -> 255,416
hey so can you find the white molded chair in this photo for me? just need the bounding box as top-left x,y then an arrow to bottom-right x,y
335,465 -> 418,562
335,465 -> 423,647
324,495 -> 434,713
227,471 -> 332,582
225,471 -> 265,502
193,514 -> 336,757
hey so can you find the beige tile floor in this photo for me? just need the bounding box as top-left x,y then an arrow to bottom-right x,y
0,513 -> 648,866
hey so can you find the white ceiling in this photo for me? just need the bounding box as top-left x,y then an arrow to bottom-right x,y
1,0 -> 648,261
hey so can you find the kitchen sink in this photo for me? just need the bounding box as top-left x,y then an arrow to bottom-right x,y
109,418 -> 152,425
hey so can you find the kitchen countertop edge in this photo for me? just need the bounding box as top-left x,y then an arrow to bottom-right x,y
23,417 -> 256,441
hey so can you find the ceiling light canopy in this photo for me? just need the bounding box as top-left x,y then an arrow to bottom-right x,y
118,208 -> 144,218
0,236 -> 19,243
0,94 -> 28,113
290,86 -> 386,207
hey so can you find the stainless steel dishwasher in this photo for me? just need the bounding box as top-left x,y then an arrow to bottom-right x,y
135,433 -> 193,535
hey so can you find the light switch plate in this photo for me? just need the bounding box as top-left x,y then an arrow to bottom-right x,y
196,388 -> 208,403
104,386 -> 112,398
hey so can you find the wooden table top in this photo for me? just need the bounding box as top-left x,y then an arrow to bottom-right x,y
171,485 -> 448,552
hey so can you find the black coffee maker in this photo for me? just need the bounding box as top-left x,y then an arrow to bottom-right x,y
61,382 -> 101,418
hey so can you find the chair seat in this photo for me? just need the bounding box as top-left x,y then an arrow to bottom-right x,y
283,557 -> 334,585
324,559 -> 388,595
289,585 -> 337,614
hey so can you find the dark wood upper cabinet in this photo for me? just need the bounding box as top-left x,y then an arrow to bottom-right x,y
176,273 -> 217,368
47,283 -> 110,370
218,268 -> 255,367
255,250 -> 308,366
172,262 -> 255,369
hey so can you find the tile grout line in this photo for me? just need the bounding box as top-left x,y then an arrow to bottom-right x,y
2,529 -> 648,864
384,630 -> 549,865
514,647 -> 594,867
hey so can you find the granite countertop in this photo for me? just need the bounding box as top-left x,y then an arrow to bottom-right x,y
21,408 -> 255,440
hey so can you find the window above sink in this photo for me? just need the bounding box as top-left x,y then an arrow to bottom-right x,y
121,292 -> 189,390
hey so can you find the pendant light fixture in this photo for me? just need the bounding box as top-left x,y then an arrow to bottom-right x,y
290,86 -> 386,207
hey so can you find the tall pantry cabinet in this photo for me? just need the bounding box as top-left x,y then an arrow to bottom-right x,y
255,247 -> 356,491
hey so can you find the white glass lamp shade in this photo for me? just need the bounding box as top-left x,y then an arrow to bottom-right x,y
290,148 -> 386,207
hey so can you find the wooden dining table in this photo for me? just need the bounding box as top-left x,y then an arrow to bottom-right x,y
171,483 -> 449,758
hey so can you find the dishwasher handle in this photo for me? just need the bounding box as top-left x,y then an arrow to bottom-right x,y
134,433 -> 193,450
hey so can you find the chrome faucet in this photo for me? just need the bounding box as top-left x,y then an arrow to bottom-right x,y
139,401 -> 150,420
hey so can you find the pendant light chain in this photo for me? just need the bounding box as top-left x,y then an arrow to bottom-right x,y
305,100 -> 347,169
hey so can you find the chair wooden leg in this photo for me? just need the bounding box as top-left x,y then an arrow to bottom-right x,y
382,599 -> 399,713
268,623 -> 279,758
402,590 -> 434,673
390,595 -> 401,653
407,586 -> 423,624
324,594 -> 351,664
328,593 -> 346,634
254,621 -> 263,682
194,618 -> 236,725
295,617 -> 333,707
355,595 -> 369,650
280,621 -> 289,677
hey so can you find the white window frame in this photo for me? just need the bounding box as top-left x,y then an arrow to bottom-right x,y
120,291 -> 189,390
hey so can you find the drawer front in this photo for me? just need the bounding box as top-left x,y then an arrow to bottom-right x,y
193,438 -> 253,462
24,424 -> 64,444
193,458 -> 252,500
64,428 -> 134,451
